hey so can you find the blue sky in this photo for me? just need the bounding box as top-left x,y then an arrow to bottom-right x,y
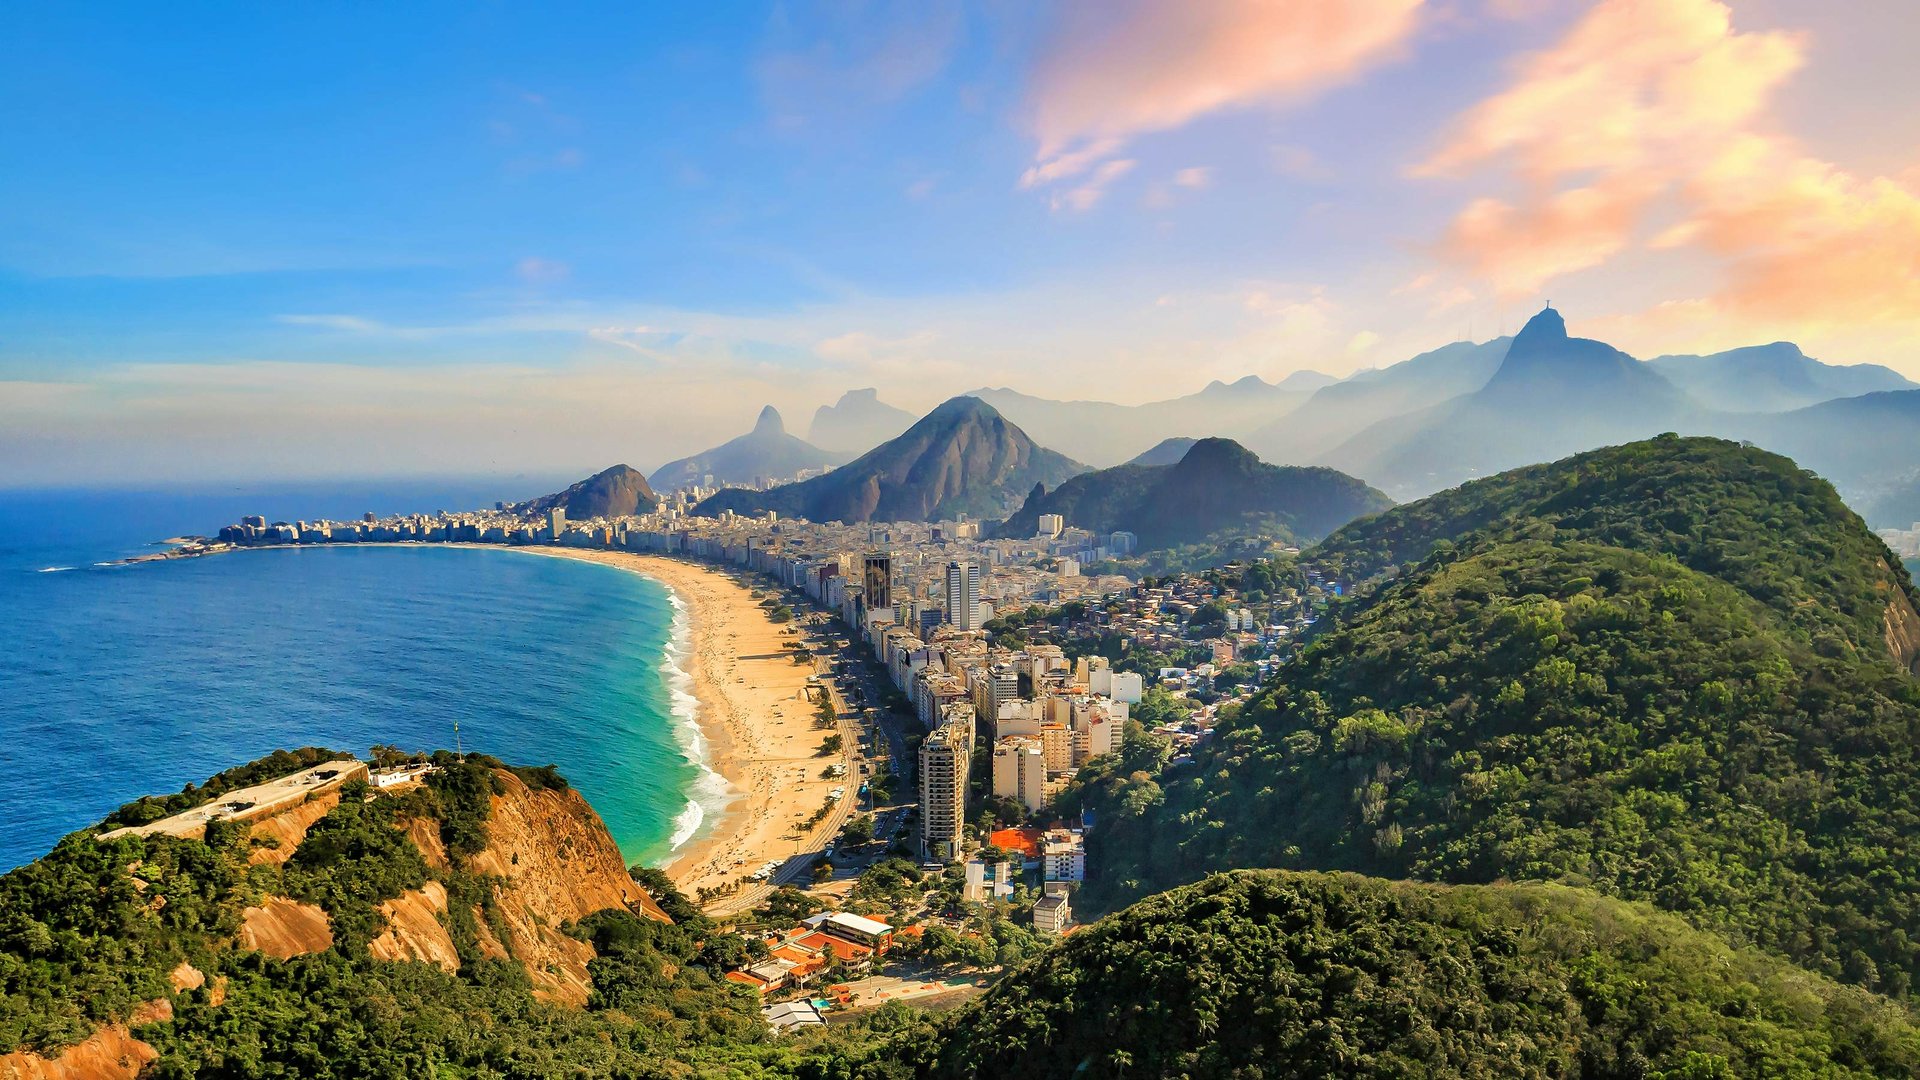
4,1 -> 1917,485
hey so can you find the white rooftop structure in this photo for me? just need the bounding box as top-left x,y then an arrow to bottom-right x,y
763,1000 -> 826,1033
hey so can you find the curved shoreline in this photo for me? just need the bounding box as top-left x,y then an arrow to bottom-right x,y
506,548 -> 846,902
114,540 -> 841,902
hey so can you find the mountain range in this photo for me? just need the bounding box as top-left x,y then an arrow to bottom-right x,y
967,371 -> 1333,466
647,405 -> 845,493
1288,307 -> 1920,503
1317,307 -> 1696,497
806,388 -> 917,453
1648,342 -> 1913,412
694,396 -> 1086,524
786,310 -> 1909,511
996,437 -> 1391,551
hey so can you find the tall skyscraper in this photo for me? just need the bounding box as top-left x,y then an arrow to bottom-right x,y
863,553 -> 893,611
547,507 -> 567,541
945,560 -> 981,631
919,703 -> 974,861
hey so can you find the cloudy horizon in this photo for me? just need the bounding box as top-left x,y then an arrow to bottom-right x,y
6,0 -> 1918,486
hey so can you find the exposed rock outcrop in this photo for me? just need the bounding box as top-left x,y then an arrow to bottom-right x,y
367,881 -> 461,972
246,791 -> 341,866
0,1020 -> 159,1080
238,896 -> 333,958
461,770 -> 668,1004
1886,587 -> 1920,675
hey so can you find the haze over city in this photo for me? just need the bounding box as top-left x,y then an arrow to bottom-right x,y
5,0 -> 1919,485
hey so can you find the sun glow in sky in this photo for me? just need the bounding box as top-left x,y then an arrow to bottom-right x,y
4,1 -> 1918,485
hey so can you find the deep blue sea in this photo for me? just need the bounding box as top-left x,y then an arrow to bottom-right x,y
0,482 -> 721,873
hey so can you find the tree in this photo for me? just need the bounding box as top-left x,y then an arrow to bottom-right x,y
842,814 -> 876,845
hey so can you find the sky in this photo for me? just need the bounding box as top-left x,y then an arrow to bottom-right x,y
3,0 -> 1918,486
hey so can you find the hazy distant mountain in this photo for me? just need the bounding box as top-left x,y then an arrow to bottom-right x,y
522,464 -> 658,519
1320,308 -> 1694,498
647,406 -> 845,493
1126,437 -> 1198,466
1272,369 -> 1341,393
1648,343 -> 1916,413
806,388 -> 916,453
968,375 -> 1320,466
694,396 -> 1086,523
997,437 -> 1390,551
1244,338 -> 1510,465
1725,390 -> 1920,502
1863,474 -> 1920,530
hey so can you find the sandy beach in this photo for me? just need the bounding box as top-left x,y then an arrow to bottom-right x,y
515,549 -> 851,908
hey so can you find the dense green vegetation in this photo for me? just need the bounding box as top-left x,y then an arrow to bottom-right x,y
862,871 -> 1920,1079
0,753 -> 863,1077
1309,435 -> 1918,660
1069,437 -> 1920,999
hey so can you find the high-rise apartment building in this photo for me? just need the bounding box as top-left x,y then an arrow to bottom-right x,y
862,553 -> 893,611
919,704 -> 974,860
547,508 -> 567,541
944,560 -> 981,632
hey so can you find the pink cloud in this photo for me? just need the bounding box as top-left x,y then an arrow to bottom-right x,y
1022,0 -> 1422,192
1438,177 -> 1656,296
1418,0 -> 1920,330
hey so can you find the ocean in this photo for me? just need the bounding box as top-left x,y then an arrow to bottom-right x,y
0,483 -> 724,873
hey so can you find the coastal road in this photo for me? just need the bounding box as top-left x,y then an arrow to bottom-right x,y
691,569 -> 919,918
705,626 -> 866,916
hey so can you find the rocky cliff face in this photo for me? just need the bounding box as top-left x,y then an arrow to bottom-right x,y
459,770 -> 668,1003
1885,583 -> 1920,675
232,768 -> 669,1003
3,764 -> 672,1079
0,968 -> 211,1080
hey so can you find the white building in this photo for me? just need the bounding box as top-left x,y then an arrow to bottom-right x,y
1036,513 -> 1065,538
991,736 -> 1048,814
963,858 -> 1016,902
1043,829 -> 1087,882
945,560 -> 982,632
1033,881 -> 1073,934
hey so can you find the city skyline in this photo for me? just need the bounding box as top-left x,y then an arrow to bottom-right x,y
5,0 -> 1919,486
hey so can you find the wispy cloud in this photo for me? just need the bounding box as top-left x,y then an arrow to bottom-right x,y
1020,0 -> 1423,200
1052,158 -> 1137,212
757,2 -> 965,133
277,313 -> 385,333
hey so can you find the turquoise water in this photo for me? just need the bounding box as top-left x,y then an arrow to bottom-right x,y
0,485 -> 716,872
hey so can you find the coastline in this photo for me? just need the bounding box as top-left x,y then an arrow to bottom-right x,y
510,548 -> 850,906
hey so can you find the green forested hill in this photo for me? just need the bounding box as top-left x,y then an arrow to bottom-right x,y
1068,437 -> 1920,998
862,871 -> 1920,1079
1308,435 -> 1918,663
0,754 -> 794,1077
